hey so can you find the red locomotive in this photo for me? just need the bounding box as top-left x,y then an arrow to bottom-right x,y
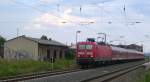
76,38 -> 144,67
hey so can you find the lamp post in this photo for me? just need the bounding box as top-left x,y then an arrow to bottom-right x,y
97,33 -> 107,43
75,31 -> 81,63
76,31 -> 81,45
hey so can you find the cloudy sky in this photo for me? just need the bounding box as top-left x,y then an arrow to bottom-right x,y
0,0 -> 150,52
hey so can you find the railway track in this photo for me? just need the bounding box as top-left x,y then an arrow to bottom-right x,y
0,60 -> 145,82
81,61 -> 145,82
0,68 -> 83,82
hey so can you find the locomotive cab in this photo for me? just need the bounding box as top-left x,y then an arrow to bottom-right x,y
76,38 -> 96,65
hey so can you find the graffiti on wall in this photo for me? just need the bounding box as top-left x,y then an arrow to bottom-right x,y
5,47 -> 32,60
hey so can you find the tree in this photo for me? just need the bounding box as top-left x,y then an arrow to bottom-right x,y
0,36 -> 6,47
65,49 -> 75,60
41,35 -> 48,40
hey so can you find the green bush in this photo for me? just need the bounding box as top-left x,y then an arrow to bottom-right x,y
65,49 -> 75,59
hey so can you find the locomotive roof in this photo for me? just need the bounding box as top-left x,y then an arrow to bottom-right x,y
78,42 -> 97,44
78,41 -> 143,54
111,46 -> 143,54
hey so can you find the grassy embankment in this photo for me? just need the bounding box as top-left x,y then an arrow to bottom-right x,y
0,59 -> 77,78
142,70 -> 150,82
142,57 -> 150,82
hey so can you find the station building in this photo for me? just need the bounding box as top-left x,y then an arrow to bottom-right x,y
4,35 -> 68,61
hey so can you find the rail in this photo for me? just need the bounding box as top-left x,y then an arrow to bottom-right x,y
81,63 -> 144,82
1,68 -> 82,82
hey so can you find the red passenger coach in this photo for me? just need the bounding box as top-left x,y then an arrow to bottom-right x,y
76,38 -> 144,67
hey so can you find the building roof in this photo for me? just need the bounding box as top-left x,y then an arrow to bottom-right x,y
26,37 -> 67,47
7,35 -> 68,47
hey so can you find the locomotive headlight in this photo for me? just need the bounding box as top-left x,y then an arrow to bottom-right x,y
90,55 -> 94,57
87,52 -> 93,57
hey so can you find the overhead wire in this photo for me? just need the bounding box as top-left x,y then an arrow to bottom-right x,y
5,0 -> 147,43
9,0 -> 88,27
10,0 -> 47,13
79,0 -> 144,44
8,0 -> 73,24
0,0 -> 48,23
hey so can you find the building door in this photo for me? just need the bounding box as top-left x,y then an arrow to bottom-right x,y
54,50 -> 57,59
47,50 -> 50,60
60,50 -> 62,58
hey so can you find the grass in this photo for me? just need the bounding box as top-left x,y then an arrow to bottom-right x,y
145,72 -> 150,82
0,59 -> 77,78
143,70 -> 150,82
139,69 -> 150,82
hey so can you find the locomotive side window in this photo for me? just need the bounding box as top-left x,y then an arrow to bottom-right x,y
79,45 -> 93,50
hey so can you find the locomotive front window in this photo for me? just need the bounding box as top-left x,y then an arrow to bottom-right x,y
79,44 -> 93,50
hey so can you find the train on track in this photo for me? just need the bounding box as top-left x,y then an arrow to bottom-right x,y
76,38 -> 144,67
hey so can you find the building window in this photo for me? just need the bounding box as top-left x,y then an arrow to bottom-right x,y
60,50 -> 62,58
